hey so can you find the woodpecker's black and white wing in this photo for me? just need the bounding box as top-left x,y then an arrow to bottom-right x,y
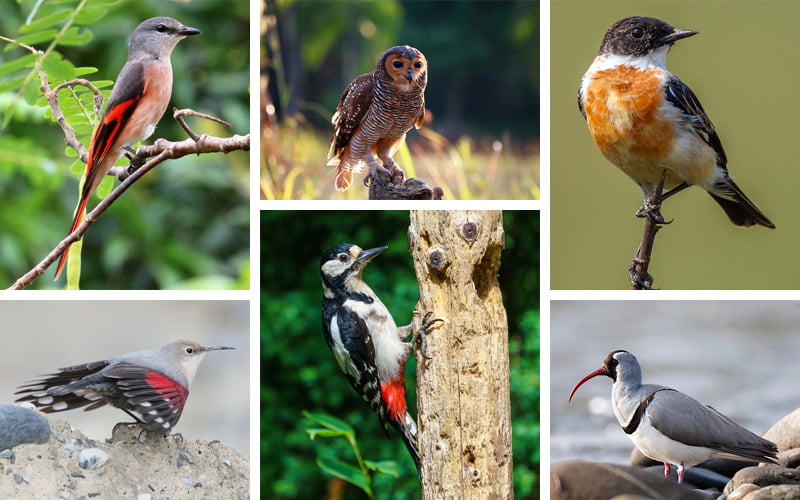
101,362 -> 188,433
15,360 -> 112,412
323,303 -> 391,432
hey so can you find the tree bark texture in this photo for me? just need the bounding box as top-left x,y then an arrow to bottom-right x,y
408,210 -> 513,500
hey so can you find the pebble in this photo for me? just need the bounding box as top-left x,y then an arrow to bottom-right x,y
776,447 -> 800,469
181,477 -> 201,487
764,407 -> 800,451
179,450 -> 195,464
551,460 -> 712,500
723,466 -> 800,496
63,443 -> 81,452
78,448 -> 109,470
728,483 -> 761,500
742,484 -> 800,499
0,449 -> 14,459
0,405 -> 51,449
137,495 -> 152,500
58,491 -> 70,499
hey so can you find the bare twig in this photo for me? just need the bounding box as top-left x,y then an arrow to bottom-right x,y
40,75 -> 104,162
8,131 -> 250,290
173,107 -> 232,141
629,170 -> 668,290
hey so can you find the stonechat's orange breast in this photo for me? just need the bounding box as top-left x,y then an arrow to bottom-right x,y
584,65 -> 675,160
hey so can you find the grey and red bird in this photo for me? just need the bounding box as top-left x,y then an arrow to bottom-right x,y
320,243 -> 442,471
15,340 -> 233,434
55,17 -> 201,280
579,16 -> 773,227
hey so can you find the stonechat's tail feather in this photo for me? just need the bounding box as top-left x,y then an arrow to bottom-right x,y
709,179 -> 774,229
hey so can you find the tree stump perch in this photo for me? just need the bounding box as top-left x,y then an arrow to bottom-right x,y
408,210 -> 513,499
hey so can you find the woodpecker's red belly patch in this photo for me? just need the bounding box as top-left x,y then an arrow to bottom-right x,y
380,379 -> 407,422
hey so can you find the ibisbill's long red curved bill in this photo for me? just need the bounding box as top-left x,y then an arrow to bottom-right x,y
568,366 -> 610,402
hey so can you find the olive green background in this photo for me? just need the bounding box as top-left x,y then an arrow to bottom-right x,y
551,1 -> 794,289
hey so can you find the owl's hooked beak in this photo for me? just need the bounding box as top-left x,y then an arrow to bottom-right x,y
405,68 -> 414,82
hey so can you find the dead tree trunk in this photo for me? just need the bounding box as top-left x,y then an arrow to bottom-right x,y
408,210 -> 513,499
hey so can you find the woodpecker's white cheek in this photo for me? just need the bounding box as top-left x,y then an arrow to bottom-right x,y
321,260 -> 350,280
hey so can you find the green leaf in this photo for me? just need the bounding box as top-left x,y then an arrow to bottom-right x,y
74,6 -> 110,25
20,10 -> 72,32
74,66 -> 98,77
305,428 -> 346,440
303,411 -> 355,434
0,54 -> 37,77
364,460 -> 400,477
60,27 -> 93,46
0,75 -> 27,93
316,456 -> 371,495
16,29 -> 58,46
42,51 -> 76,81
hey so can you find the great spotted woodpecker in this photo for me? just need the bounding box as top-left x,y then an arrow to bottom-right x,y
320,243 -> 441,472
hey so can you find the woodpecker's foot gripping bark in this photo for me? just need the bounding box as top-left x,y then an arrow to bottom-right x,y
409,311 -> 444,360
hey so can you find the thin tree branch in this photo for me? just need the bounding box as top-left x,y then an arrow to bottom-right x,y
8,131 -> 250,290
40,75 -> 104,162
629,170 -> 668,290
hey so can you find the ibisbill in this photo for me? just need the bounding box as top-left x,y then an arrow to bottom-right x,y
569,350 -> 779,484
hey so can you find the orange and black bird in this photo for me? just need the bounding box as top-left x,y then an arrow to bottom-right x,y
578,16 -> 774,228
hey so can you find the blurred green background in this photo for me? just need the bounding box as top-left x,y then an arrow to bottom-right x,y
262,0 -> 540,200
261,211 -> 540,498
551,1 -> 791,289
0,0 -> 249,289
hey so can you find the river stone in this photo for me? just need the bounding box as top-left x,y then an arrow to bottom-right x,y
551,460 -> 712,500
78,448 -> 109,470
764,408 -> 800,451
723,466 -> 800,496
0,405 -> 50,450
728,483 -> 762,500
742,484 -> 800,500
776,447 -> 800,469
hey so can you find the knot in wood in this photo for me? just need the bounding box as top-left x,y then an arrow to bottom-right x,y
460,222 -> 478,242
427,247 -> 449,271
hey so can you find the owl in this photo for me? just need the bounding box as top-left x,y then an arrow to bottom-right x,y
327,45 -> 428,191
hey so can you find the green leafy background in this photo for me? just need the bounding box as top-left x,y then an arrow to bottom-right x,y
0,0 -> 249,289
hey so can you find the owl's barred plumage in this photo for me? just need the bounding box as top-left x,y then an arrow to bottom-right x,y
327,45 -> 428,191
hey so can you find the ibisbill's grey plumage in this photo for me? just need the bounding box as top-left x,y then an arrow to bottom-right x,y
15,340 -> 233,434
569,350 -> 779,483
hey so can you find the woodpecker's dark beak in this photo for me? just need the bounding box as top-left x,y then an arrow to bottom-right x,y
662,28 -> 697,44
357,246 -> 388,264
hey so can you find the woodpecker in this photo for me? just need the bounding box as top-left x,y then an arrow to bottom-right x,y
15,340 -> 233,434
320,243 -> 441,472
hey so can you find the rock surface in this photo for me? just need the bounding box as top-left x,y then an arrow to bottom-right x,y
723,466 -> 800,496
0,405 -> 50,449
0,420 -> 249,499
551,460 -> 713,500
763,407 -> 800,451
